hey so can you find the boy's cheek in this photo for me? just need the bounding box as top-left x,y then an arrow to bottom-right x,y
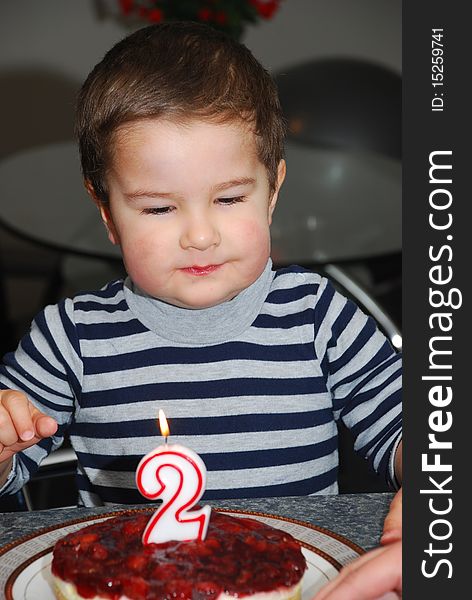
234,217 -> 271,243
251,225 -> 272,256
121,236 -> 166,273
233,224 -> 272,271
122,253 -> 166,293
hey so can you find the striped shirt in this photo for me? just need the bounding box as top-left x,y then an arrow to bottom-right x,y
0,261 -> 402,506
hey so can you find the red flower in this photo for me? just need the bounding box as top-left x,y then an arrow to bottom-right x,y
148,8 -> 164,22
214,10 -> 228,25
250,0 -> 280,19
197,7 -> 213,22
115,0 -> 283,35
119,0 -> 135,16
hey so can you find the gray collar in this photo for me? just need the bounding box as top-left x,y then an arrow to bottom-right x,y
124,260 -> 274,345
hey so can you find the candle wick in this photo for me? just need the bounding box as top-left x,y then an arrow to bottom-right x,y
164,436 -> 168,445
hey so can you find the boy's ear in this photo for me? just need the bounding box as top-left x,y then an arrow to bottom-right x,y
84,180 -> 120,246
268,159 -> 286,223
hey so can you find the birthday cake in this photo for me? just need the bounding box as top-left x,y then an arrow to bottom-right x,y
51,510 -> 307,600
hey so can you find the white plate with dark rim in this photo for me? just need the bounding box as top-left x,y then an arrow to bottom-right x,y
0,508 -> 364,599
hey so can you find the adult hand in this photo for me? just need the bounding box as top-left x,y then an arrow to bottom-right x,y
0,390 -> 57,465
312,540 -> 402,600
381,487 -> 402,545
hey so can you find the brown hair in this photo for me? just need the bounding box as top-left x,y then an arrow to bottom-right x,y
76,21 -> 286,203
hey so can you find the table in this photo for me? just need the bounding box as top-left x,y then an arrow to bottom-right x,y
0,494 -> 393,598
0,493 -> 393,552
0,141 -> 401,264
0,142 -> 118,261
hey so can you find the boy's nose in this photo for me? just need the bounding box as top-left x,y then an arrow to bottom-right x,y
180,213 -> 221,251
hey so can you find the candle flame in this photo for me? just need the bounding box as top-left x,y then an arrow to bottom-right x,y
158,409 -> 170,438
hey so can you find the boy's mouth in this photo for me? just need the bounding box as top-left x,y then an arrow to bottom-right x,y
181,264 -> 221,276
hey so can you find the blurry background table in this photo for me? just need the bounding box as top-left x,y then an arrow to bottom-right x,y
0,493 -> 393,552
0,142 -> 117,261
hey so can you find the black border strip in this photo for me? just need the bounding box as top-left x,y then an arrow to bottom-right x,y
404,2 -> 468,597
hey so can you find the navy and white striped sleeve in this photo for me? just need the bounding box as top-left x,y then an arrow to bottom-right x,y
313,278 -> 402,488
0,299 -> 82,495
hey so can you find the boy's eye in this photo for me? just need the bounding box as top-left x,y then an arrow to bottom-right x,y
141,206 -> 174,215
217,196 -> 245,205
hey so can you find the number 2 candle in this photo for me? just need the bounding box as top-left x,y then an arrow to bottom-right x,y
136,409 -> 211,544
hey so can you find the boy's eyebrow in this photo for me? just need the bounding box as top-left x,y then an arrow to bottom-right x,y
212,177 -> 256,192
125,178 -> 256,201
125,190 -> 181,201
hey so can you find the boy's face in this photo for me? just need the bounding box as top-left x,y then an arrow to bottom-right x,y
97,119 -> 285,309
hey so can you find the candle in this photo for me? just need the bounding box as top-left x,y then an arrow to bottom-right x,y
136,409 -> 211,544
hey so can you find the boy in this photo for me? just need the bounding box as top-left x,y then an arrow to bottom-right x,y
0,22 -> 401,508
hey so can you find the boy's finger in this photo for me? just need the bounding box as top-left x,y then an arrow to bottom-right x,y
33,414 -> 58,439
1,391 -> 35,441
0,404 -> 29,446
1,391 -> 58,444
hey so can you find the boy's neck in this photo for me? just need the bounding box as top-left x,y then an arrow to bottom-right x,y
124,260 -> 274,345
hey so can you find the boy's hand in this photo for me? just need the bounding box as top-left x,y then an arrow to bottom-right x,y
0,390 -> 58,463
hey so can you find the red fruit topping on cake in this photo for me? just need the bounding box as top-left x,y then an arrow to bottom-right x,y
51,510 -> 306,600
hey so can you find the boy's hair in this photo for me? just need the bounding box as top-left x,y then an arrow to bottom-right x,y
76,21 -> 286,203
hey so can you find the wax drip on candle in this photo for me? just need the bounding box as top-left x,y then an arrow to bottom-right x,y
136,409 -> 211,544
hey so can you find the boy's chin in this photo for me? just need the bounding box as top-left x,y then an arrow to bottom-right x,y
171,293 -> 237,310
158,283 -> 244,309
